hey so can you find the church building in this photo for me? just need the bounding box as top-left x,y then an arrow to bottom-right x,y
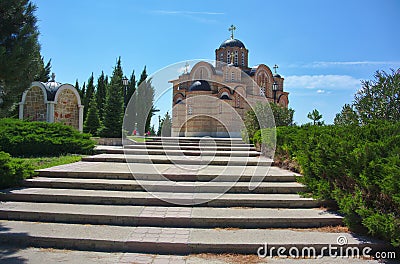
170,25 -> 289,137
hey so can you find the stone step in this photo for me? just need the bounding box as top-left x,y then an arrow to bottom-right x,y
134,141 -> 253,147
82,154 -> 273,166
36,162 -> 299,182
24,177 -> 306,194
123,144 -> 257,151
0,188 -> 320,208
0,220 -> 385,254
147,137 -> 246,142
97,147 -> 261,157
0,202 -> 343,228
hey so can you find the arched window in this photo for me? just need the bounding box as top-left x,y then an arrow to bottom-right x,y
227,51 -> 231,64
236,95 -> 240,108
234,51 -> 238,66
188,105 -> 193,115
231,72 -> 235,82
241,52 -> 245,66
220,53 -> 223,61
225,71 -> 229,82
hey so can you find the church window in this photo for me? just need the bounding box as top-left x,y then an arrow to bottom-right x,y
260,87 -> 265,96
227,51 -> 231,64
220,53 -> 223,61
234,51 -> 238,66
236,95 -> 240,108
200,69 -> 203,79
225,71 -> 229,82
188,105 -> 192,115
241,52 -> 245,66
231,72 -> 235,82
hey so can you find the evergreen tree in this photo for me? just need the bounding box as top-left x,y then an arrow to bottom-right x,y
334,104 -> 360,126
99,57 -> 124,138
160,112 -> 172,137
96,71 -> 107,121
34,57 -> 51,82
307,109 -> 324,126
0,0 -> 42,116
83,73 -> 95,120
81,82 -> 86,102
127,70 -> 136,104
75,79 -> 80,97
83,96 -> 101,136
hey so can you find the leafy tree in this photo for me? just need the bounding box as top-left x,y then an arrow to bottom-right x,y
334,104 -> 360,126
270,103 -> 295,127
83,96 -> 101,136
307,109 -> 324,125
83,73 -> 95,121
96,71 -> 107,121
354,70 -> 400,124
99,57 -> 124,138
34,57 -> 51,82
0,0 -> 42,117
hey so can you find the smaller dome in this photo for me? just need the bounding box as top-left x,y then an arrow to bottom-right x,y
219,38 -> 246,49
188,80 -> 211,92
274,74 -> 282,78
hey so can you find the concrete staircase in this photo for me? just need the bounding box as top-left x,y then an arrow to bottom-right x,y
0,137 -> 386,256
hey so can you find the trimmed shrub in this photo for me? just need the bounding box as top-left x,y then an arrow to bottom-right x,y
0,151 -> 34,189
0,118 -> 95,156
256,121 -> 400,247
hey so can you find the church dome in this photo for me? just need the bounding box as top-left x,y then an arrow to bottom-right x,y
219,38 -> 246,49
188,80 -> 211,92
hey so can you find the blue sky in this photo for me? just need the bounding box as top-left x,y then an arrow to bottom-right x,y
33,0 -> 400,125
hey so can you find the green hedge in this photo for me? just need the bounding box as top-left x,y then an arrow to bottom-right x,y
0,119 -> 95,156
255,122 -> 400,247
0,151 -> 34,189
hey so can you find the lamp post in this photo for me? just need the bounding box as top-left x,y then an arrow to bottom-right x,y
273,81 -> 278,103
122,76 -> 129,111
158,115 -> 162,136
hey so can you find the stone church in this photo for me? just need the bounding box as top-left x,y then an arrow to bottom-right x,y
170,26 -> 289,138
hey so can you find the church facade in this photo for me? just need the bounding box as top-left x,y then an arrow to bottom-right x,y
170,26 -> 289,138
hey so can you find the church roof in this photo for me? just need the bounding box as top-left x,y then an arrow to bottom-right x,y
188,80 -> 211,92
43,80 -> 62,101
219,38 -> 246,49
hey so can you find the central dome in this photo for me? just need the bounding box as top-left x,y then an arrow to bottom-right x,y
188,80 -> 211,92
219,38 -> 246,49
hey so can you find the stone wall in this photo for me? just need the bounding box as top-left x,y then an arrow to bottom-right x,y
23,86 -> 46,121
54,89 -> 79,129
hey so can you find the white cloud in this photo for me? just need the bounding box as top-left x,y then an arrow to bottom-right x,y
285,75 -> 361,90
316,89 -> 325,94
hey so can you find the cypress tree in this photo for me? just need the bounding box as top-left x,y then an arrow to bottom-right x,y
96,71 -> 107,121
127,70 -> 136,104
83,96 -> 101,136
99,57 -> 124,138
83,73 -> 95,120
75,79 -> 80,96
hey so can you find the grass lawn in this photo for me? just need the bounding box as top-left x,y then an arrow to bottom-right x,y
16,155 -> 82,171
127,136 -> 153,143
